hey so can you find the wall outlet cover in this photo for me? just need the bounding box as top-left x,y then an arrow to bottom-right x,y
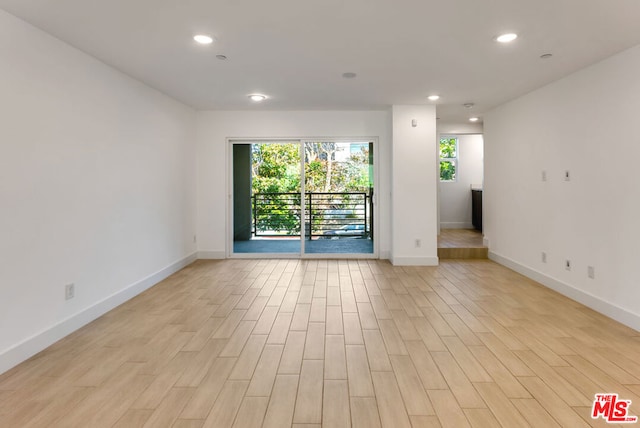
65,283 -> 75,300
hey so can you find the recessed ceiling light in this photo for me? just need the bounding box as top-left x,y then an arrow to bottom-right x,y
469,117 -> 480,122
342,72 -> 357,79
495,33 -> 518,43
428,95 -> 440,101
540,53 -> 553,59
248,94 -> 267,102
216,54 -> 227,60
463,103 -> 475,109
193,34 -> 214,45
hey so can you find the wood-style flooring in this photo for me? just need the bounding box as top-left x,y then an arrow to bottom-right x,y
438,229 -> 488,259
1,259 -> 639,427
438,229 -> 485,248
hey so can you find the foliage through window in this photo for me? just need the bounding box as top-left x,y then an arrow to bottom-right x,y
439,137 -> 458,181
250,142 -> 371,235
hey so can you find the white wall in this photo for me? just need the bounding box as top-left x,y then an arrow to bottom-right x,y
195,110 -> 392,258
0,10 -> 197,373
439,134 -> 484,229
484,44 -> 640,330
391,106 -> 438,265
437,123 -> 484,135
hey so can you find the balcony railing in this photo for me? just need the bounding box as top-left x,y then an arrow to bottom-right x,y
252,192 -> 372,239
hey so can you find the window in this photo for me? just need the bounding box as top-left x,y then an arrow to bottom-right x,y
439,137 -> 457,181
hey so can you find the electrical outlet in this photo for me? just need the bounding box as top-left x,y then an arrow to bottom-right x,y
588,266 -> 595,279
565,260 -> 571,271
564,170 -> 570,181
541,170 -> 547,182
541,252 -> 547,263
65,283 -> 75,300
415,239 -> 421,248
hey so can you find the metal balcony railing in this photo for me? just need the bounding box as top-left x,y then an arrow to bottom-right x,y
252,192 -> 372,239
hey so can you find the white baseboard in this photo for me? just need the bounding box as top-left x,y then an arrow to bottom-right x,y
489,251 -> 640,332
0,252 -> 197,375
198,250 -> 226,259
440,222 -> 474,229
391,256 -> 439,266
379,250 -> 391,260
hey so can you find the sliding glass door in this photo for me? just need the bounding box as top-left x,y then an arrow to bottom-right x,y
232,141 -> 301,255
302,141 -> 374,255
230,139 -> 375,257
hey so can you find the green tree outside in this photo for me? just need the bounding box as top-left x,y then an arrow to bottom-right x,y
439,137 -> 457,181
251,143 -> 301,234
251,142 -> 370,235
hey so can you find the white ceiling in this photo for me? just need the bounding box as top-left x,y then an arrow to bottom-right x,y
2,0 -> 640,123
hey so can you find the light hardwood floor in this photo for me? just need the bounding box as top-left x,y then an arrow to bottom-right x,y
438,229 -> 485,249
1,259 -> 639,427
438,230 -> 488,260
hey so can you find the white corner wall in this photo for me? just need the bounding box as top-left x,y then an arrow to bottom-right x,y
439,134 -> 484,229
484,44 -> 640,330
391,106 -> 438,265
0,10 -> 198,373
195,110 -> 392,259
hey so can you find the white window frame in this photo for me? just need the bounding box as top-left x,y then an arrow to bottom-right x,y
439,136 -> 458,182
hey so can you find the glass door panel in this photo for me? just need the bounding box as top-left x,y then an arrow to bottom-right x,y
303,141 -> 374,255
232,141 -> 302,255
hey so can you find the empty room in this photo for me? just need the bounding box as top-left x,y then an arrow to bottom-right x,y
1,0 -> 640,427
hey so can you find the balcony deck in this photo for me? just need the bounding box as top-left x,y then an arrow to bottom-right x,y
234,237 -> 373,254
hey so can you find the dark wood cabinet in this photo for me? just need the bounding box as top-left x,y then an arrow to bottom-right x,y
472,189 -> 482,232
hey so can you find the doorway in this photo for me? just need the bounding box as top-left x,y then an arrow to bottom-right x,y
230,139 -> 376,258
437,133 -> 486,259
